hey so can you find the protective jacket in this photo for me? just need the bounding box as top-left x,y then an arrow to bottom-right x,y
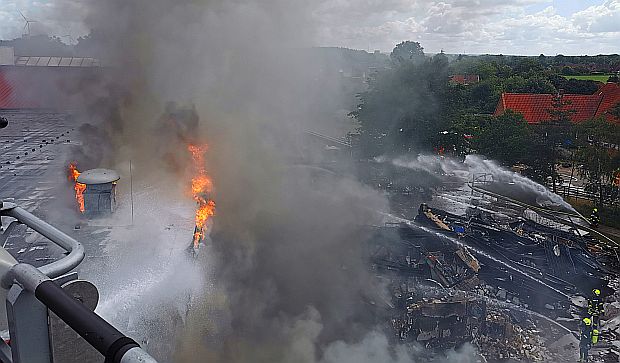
588,297 -> 603,316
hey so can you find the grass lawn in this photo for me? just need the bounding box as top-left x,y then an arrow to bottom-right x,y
561,74 -> 612,82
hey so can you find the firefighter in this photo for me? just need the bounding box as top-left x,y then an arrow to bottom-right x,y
580,317 -> 593,362
592,329 -> 599,345
588,288 -> 604,328
590,208 -> 600,228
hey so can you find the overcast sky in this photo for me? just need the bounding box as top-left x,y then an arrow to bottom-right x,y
0,0 -> 618,55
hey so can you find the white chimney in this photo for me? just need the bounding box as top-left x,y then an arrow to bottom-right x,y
0,47 -> 15,66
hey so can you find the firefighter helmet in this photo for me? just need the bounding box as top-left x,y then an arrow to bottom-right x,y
593,208 -> 598,213
593,289 -> 601,296
583,317 -> 592,325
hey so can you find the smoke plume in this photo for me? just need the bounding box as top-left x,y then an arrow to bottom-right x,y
47,1 -> 435,362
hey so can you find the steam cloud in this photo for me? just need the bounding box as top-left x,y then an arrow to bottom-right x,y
36,0 -> 544,360
44,1 -> 462,362
386,154 -> 575,211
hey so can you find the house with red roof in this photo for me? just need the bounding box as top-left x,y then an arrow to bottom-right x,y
494,83 -> 620,124
450,74 -> 480,85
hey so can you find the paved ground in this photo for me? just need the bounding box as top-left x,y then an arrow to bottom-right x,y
0,109 -> 79,267
0,109 -> 198,361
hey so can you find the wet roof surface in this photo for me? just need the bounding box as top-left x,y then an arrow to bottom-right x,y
0,110 -> 87,267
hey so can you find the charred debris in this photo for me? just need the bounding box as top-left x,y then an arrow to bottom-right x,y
365,202 -> 620,362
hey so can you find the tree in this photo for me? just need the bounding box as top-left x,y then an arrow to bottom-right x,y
532,94 -> 575,192
504,75 -> 556,94
514,58 -> 545,77
610,102 -> 620,118
475,111 -> 532,166
575,118 -> 620,205
538,54 -> 547,65
352,50 -> 449,157
390,41 -> 425,65
549,75 -> 599,95
561,66 -> 575,76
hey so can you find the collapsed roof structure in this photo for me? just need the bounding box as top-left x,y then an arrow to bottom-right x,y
365,180 -> 620,362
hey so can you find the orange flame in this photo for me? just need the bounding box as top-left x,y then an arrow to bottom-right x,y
191,175 -> 213,196
193,199 -> 216,244
68,163 -> 86,213
188,144 -> 215,248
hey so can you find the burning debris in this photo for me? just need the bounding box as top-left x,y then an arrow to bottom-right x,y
188,144 -> 215,249
68,163 -> 86,213
68,163 -> 120,215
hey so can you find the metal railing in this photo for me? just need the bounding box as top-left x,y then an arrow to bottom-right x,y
0,201 -> 158,363
467,183 -> 620,250
555,183 -> 619,206
1,203 -> 85,278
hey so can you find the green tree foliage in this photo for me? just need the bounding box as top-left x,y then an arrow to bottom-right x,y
390,41 -> 425,65
446,113 -> 487,158
504,75 -> 556,94
513,58 -> 545,77
468,82 -> 499,113
561,66 -> 576,76
575,118 -> 620,205
538,54 -> 547,66
610,103 -> 620,118
549,75 -> 600,95
447,54 -> 560,115
531,94 -> 576,191
352,48 -> 449,157
475,111 -> 531,166
552,54 -> 620,74
354,44 -> 619,184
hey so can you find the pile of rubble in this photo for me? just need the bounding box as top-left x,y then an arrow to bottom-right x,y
369,203 -> 620,362
478,310 -> 550,361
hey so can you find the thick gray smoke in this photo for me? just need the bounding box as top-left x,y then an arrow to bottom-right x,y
38,0 -> 488,361
46,1 -> 466,362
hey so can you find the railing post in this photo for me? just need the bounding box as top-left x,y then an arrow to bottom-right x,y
6,285 -> 51,363
0,202 -> 158,363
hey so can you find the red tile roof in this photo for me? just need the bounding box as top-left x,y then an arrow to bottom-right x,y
450,74 -> 480,85
495,83 -> 620,124
595,83 -> 620,123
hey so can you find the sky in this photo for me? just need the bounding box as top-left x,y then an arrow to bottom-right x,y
0,0 -> 618,55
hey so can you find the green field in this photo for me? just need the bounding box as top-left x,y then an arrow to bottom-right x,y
561,74 -> 612,82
